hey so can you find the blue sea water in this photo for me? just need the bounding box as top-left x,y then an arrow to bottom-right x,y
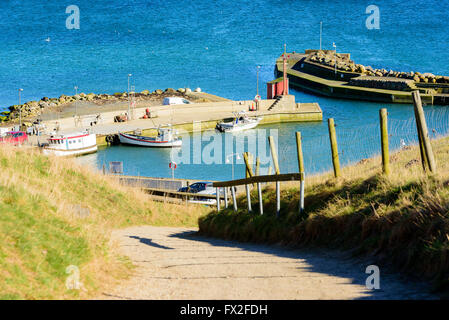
1,0 -> 449,180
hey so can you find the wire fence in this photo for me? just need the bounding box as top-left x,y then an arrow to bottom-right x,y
278,107 -> 449,175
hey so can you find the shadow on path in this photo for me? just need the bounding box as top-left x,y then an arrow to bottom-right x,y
168,230 -> 436,300
128,235 -> 174,250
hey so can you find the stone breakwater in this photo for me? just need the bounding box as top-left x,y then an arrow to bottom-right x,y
308,50 -> 449,84
0,87 -> 203,123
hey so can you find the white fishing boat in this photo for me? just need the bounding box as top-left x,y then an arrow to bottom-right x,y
215,111 -> 262,133
41,131 -> 97,156
118,126 -> 182,148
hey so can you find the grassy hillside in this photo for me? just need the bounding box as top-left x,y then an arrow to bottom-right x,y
199,136 -> 449,290
0,145 -> 209,299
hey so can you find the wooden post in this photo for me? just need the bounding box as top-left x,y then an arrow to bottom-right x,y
257,182 -> 263,215
276,181 -> 281,218
412,91 -> 436,172
296,132 -> 305,213
249,153 -> 256,187
216,187 -> 220,211
231,186 -> 237,212
224,187 -> 228,208
268,136 -> 280,174
413,101 -> 429,171
246,184 -> 252,213
255,156 -> 263,214
328,118 -> 341,178
379,109 -> 390,175
243,152 -> 254,177
255,156 -> 260,176
269,136 -> 281,216
295,132 -> 305,175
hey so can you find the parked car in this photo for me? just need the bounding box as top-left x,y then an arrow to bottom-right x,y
0,131 -> 28,145
178,181 -> 221,205
163,97 -> 192,105
178,181 -> 214,194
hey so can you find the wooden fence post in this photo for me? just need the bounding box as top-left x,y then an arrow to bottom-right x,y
224,187 -> 228,208
269,136 -> 281,217
231,186 -> 238,212
246,184 -> 252,213
257,182 -> 263,215
216,187 -> 220,211
275,178 -> 280,217
296,132 -> 305,213
243,152 -> 254,177
243,152 -> 254,213
256,156 -> 263,215
379,109 -> 390,175
255,157 -> 260,176
412,91 -> 436,173
328,118 -> 341,178
414,107 -> 429,171
268,136 -> 280,174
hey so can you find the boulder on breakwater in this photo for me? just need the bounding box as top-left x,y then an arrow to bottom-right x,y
0,87 -> 199,123
307,50 -> 449,85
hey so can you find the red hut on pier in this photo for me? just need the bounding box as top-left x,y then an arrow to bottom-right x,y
267,77 -> 289,99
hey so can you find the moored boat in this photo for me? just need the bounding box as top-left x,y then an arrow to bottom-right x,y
41,131 -> 97,156
215,111 -> 262,133
118,126 -> 182,148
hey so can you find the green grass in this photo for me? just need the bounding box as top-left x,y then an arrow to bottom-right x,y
199,136 -> 449,291
0,145 -> 209,299
0,185 -> 90,299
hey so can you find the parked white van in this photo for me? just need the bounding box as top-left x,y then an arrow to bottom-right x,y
162,97 -> 191,105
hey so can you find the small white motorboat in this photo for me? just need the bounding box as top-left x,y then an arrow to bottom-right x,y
216,111 -> 262,133
41,131 -> 97,156
118,126 -> 182,148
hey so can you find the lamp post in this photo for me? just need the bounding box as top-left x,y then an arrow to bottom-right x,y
127,74 -> 132,120
18,88 -> 23,128
256,65 -> 261,97
226,153 -> 241,181
320,21 -> 323,50
74,86 -> 78,119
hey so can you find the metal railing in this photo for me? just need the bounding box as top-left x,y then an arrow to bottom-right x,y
213,172 -> 305,216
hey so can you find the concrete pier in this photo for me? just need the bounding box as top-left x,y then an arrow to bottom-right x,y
33,92 -> 322,146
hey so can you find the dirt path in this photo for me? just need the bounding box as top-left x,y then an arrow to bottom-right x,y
98,226 -> 436,300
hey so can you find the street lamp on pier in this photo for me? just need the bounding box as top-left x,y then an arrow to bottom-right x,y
226,153 -> 241,181
18,88 -> 23,128
127,74 -> 132,120
74,86 -> 78,119
256,65 -> 261,97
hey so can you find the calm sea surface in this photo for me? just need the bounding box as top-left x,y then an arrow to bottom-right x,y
1,0 -> 448,180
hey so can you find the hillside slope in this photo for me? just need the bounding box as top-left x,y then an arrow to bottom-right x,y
0,145 -> 208,299
199,136 -> 449,291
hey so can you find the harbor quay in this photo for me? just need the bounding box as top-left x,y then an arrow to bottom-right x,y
30,92 -> 322,147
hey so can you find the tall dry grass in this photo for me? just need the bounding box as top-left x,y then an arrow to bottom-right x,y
199,136 -> 449,291
0,144 -> 209,299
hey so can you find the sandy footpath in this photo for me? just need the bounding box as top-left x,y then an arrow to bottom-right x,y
98,226 -> 436,300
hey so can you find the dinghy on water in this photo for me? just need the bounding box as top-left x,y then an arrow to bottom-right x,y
215,111 -> 262,133
118,126 -> 182,148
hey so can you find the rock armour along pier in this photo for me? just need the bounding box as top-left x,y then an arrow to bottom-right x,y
276,49 -> 449,105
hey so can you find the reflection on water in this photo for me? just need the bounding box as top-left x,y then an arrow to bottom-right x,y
78,96 -> 449,182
